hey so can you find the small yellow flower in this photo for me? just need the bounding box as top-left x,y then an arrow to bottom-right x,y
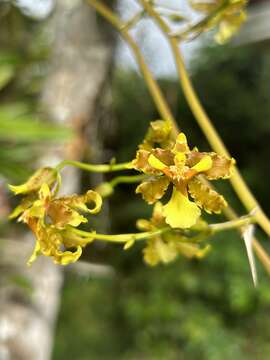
137,202 -> 210,266
132,122 -> 234,229
17,183 -> 102,229
10,177 -> 102,265
26,218 -> 86,266
214,8 -> 246,44
189,0 -> 247,44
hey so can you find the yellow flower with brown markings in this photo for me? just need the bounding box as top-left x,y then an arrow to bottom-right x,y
10,182 -> 102,265
8,167 -> 57,195
132,121 -> 234,229
137,202 -> 210,266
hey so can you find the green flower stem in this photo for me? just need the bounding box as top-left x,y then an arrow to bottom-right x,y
188,232 -> 211,243
209,215 -> 256,234
96,174 -> 148,198
109,174 -> 147,188
70,215 -> 254,246
55,160 -> 132,173
70,227 -> 170,244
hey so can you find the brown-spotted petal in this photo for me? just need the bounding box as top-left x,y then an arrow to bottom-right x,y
8,167 -> 57,195
47,201 -> 87,229
188,177 -> 227,214
205,153 -> 235,180
186,151 -> 235,179
132,150 -> 161,175
151,148 -> 174,166
136,176 -> 170,204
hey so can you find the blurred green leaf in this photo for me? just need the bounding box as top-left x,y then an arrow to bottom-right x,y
0,103 -> 73,142
0,64 -> 15,90
0,51 -> 21,66
0,116 -> 73,142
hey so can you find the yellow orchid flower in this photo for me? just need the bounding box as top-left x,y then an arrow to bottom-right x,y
189,0 -> 247,44
10,177 -> 102,265
26,218 -> 87,266
132,122 -> 234,229
137,202 -> 210,266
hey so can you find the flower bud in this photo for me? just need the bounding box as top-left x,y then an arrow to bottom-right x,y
9,167 -> 57,195
95,182 -> 114,198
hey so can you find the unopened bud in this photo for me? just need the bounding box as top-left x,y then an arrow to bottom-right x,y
9,167 -> 57,195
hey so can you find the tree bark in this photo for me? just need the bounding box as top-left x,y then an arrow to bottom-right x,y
0,1 -> 115,359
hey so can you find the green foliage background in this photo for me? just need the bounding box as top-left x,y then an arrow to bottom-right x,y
53,44 -> 270,359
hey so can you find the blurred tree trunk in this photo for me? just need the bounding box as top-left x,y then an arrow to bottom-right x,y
0,1 -> 115,359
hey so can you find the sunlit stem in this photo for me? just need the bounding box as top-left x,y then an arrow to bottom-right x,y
70,227 -> 170,243
96,174 -> 148,198
209,214 -> 256,234
138,0 -> 270,238
120,10 -> 145,30
55,160 -> 132,173
86,0 -> 178,137
52,171 -> 62,196
172,0 -> 229,39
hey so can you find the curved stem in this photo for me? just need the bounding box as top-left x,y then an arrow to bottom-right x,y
109,174 -> 147,188
87,0 -> 178,137
96,174 -> 148,198
70,226 -> 170,243
138,0 -> 270,237
209,215 -> 255,233
174,0 -> 229,40
55,159 -> 131,173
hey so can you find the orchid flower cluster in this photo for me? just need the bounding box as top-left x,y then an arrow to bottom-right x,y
9,167 -> 102,265
7,0 -> 270,281
9,121 -> 240,267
